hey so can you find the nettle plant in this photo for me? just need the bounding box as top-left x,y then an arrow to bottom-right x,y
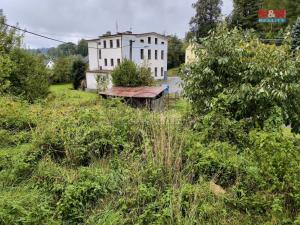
183,25 -> 300,132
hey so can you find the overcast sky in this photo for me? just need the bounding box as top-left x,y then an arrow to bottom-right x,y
1,0 -> 233,48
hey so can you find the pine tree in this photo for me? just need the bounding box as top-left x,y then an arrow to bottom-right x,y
189,0 -> 223,40
230,0 -> 262,30
292,17 -> 300,51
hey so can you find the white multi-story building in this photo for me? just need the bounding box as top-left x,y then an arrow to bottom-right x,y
86,31 -> 168,90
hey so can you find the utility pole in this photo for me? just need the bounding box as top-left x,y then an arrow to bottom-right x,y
129,40 -> 135,60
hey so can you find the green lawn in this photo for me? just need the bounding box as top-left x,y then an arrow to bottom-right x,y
48,83 -> 99,106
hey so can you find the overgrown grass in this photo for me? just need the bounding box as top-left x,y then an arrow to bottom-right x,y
167,67 -> 180,77
0,84 -> 299,224
47,83 -> 99,107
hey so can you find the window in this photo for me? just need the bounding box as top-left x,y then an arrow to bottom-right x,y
161,67 -> 164,77
117,58 -> 121,65
100,66 -> 102,70
140,39 -> 144,43
103,40 -> 107,48
104,58 -> 107,66
155,38 -> 158,44
98,42 -> 101,45
161,50 -> 164,60
148,49 -> 151,60
161,41 -> 165,45
155,50 -> 158,60
140,49 -> 144,60
99,49 -> 101,59
116,39 -> 120,48
155,67 -> 157,77
110,40 -> 113,48
148,37 -> 151,44
111,58 -> 114,66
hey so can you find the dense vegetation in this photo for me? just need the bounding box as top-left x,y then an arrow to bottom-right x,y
71,58 -> 88,90
183,25 -> 300,132
111,59 -> 154,87
1,8 -> 300,225
0,16 -> 50,102
1,80 -> 300,224
1,24 -> 300,223
32,39 -> 89,59
167,35 -> 186,69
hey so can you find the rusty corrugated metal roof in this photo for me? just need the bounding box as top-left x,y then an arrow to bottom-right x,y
99,86 -> 165,98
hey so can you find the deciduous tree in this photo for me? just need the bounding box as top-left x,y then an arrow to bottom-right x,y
71,59 -> 87,89
183,25 -> 300,132
77,39 -> 88,57
167,35 -> 185,69
111,60 -> 154,87
52,56 -> 77,83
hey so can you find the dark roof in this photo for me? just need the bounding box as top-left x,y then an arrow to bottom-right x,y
99,86 -> 165,98
87,32 -> 168,41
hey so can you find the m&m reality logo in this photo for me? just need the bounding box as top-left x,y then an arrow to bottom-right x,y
258,9 -> 287,23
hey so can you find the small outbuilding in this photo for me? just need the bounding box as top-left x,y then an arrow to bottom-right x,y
99,86 -> 166,111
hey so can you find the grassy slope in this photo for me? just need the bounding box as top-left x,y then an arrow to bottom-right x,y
0,84 -> 299,224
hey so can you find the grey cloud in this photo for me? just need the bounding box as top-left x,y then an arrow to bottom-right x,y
2,0 -> 232,48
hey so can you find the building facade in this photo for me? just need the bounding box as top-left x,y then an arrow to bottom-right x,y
86,31 -> 168,91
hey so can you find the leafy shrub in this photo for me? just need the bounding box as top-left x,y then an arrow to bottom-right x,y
185,140 -> 242,188
8,49 -> 50,102
71,58 -> 87,89
34,103 -> 142,166
111,59 -> 154,87
57,167 -> 120,224
32,159 -> 68,198
51,56 -> 77,84
229,129 -> 300,222
0,15 -> 21,93
0,188 -> 54,225
0,144 -> 42,187
0,96 -> 36,132
0,54 -> 14,92
183,25 -> 300,132
0,129 -> 31,147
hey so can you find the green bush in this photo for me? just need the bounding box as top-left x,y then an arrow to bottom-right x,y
57,167 -> 120,224
8,49 -> 50,102
0,15 -> 21,93
111,59 -> 154,87
71,58 -> 87,89
0,144 -> 42,187
182,25 -> 300,132
0,96 -> 36,132
51,56 -> 77,84
34,103 -> 142,166
232,129 -> 300,221
0,188 -> 54,225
